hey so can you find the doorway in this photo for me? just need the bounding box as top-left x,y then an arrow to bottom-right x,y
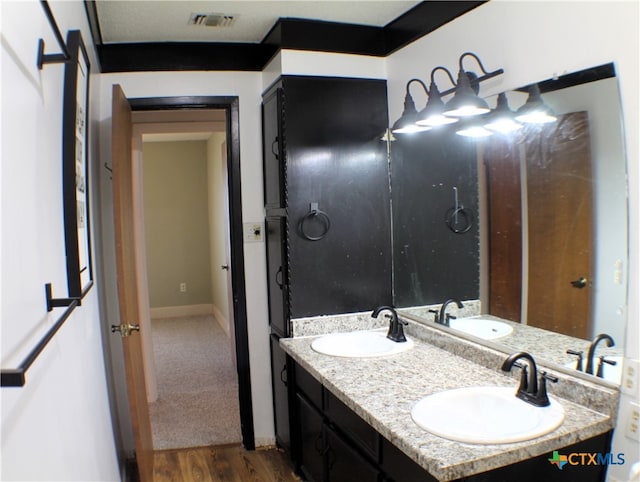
136,124 -> 242,449
119,95 -> 255,455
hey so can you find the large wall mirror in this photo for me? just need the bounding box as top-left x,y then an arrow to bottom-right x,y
391,63 -> 628,385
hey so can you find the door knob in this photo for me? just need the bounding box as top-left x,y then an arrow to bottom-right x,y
111,323 -> 140,337
570,277 -> 588,289
221,265 -> 229,270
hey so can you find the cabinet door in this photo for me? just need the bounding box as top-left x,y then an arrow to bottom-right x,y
262,87 -> 286,209
270,334 -> 291,452
296,393 -> 325,482
325,425 -> 380,482
265,216 -> 289,336
283,76 -> 392,318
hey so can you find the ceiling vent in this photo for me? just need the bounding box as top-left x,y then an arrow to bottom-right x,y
189,13 -> 237,28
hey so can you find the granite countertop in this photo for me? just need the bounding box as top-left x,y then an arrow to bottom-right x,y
280,327 -> 615,481
399,306 -> 623,373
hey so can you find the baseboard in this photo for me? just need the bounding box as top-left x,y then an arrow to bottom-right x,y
150,304 -> 214,319
211,304 -> 230,336
254,436 -> 277,448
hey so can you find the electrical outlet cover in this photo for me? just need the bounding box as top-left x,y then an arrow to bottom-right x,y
621,358 -> 639,396
624,401 -> 640,442
243,222 -> 263,242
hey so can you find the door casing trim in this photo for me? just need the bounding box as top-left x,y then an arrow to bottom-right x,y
128,95 -> 255,450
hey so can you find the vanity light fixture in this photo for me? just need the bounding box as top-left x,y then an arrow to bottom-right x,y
443,52 -> 504,118
484,93 -> 523,134
515,84 -> 558,124
392,52 -> 504,134
455,118 -> 493,138
391,78 -> 432,134
415,67 -> 459,127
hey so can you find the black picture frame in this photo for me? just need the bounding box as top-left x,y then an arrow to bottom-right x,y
62,30 -> 93,300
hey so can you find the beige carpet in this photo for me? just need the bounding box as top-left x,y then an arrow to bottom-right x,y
149,315 -> 242,450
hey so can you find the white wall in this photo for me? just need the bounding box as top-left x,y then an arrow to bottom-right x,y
1,1 -> 119,480
207,132 -> 231,334
97,70 -> 276,445
386,2 -> 639,480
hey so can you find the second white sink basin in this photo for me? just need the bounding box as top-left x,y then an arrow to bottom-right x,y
311,330 -> 414,358
411,386 -> 565,444
448,316 -> 514,340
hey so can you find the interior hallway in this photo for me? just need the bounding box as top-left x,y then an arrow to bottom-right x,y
149,315 -> 241,449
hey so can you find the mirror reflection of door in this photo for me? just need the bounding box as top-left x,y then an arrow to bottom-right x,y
486,112 -> 593,338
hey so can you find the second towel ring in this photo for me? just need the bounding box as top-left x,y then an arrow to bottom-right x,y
299,203 -> 331,241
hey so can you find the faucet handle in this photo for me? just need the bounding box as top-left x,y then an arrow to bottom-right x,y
444,313 -> 456,327
540,371 -> 559,384
566,349 -> 584,372
535,371 -> 558,407
428,309 -> 439,323
596,355 -> 617,378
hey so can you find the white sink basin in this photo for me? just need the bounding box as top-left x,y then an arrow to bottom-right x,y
564,356 -> 623,383
311,330 -> 414,358
411,386 -> 565,444
448,317 -> 514,340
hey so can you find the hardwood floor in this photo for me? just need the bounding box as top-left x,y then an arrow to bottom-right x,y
153,444 -> 301,482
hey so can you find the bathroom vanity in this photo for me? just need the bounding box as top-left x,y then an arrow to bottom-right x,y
262,63 -> 628,482
278,316 -> 617,481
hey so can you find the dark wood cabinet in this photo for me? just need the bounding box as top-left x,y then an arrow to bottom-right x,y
262,87 -> 286,210
296,392 -> 325,482
263,75 -> 392,460
269,334 -> 292,452
291,362 -> 611,482
262,75 -> 392,324
265,217 -> 289,337
294,365 -> 380,482
324,424 -> 381,482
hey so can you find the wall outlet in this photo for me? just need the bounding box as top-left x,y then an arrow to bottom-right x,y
623,401 -> 640,442
621,358 -> 639,396
179,282 -> 187,293
243,222 -> 263,242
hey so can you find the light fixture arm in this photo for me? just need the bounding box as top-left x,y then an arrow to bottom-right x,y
405,78 -> 429,97
457,51 -> 504,87
428,66 -> 457,97
430,66 -> 457,88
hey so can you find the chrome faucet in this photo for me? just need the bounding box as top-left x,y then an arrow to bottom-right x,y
585,334 -> 615,376
372,306 -> 408,343
429,299 -> 464,327
501,351 -> 558,407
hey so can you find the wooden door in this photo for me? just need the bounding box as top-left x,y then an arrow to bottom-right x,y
525,112 -> 593,338
484,137 -> 523,322
111,84 -> 154,481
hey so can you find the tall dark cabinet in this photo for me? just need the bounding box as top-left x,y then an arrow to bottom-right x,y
262,75 -> 391,459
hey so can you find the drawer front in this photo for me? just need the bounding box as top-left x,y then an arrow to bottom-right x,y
324,390 -> 380,462
294,363 -> 323,410
296,393 -> 324,482
380,437 -> 436,482
325,424 -> 381,482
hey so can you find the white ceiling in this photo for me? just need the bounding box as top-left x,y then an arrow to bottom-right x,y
95,1 -> 422,44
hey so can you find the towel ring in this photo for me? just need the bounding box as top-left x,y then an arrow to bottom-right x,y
445,206 -> 473,234
299,203 -> 331,241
